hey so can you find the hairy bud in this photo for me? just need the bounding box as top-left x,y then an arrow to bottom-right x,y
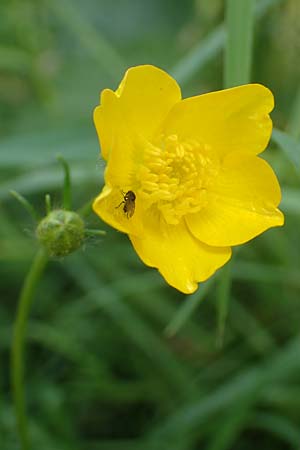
36,210 -> 84,257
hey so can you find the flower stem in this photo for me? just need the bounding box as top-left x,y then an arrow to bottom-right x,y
11,247 -> 49,450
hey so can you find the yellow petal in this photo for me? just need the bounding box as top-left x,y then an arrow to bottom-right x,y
186,152 -> 284,247
93,184 -> 145,237
163,84 -> 273,158
94,89 -> 118,161
103,124 -> 141,188
94,65 -> 181,161
130,218 -> 231,294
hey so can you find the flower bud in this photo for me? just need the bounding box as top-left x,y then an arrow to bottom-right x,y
36,209 -> 84,257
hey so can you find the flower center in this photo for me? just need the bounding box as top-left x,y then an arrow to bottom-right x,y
138,134 -> 219,224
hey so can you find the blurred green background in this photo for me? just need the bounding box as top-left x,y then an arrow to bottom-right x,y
1,0 -> 300,449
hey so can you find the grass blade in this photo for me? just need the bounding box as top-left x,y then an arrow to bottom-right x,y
149,336 -> 300,441
47,0 -> 126,82
215,264 -> 232,348
252,413 -> 300,447
165,278 -> 215,337
272,128 -> 300,173
224,0 -> 255,87
286,86 -> 300,139
206,404 -> 252,450
171,0 -> 284,86
65,256 -> 198,401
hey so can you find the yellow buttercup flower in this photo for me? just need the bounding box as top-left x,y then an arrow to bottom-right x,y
93,65 -> 284,294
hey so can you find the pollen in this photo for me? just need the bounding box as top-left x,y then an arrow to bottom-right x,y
139,134 -> 219,224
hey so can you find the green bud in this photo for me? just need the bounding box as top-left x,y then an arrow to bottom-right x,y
36,209 -> 84,257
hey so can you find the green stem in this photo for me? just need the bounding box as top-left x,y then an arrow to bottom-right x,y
11,247 -> 49,450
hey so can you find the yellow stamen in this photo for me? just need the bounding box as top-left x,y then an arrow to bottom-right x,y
139,134 -> 219,224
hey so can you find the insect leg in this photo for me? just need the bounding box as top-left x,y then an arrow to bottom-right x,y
115,200 -> 125,209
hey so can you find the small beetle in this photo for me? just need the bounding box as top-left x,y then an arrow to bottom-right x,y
116,190 -> 136,218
